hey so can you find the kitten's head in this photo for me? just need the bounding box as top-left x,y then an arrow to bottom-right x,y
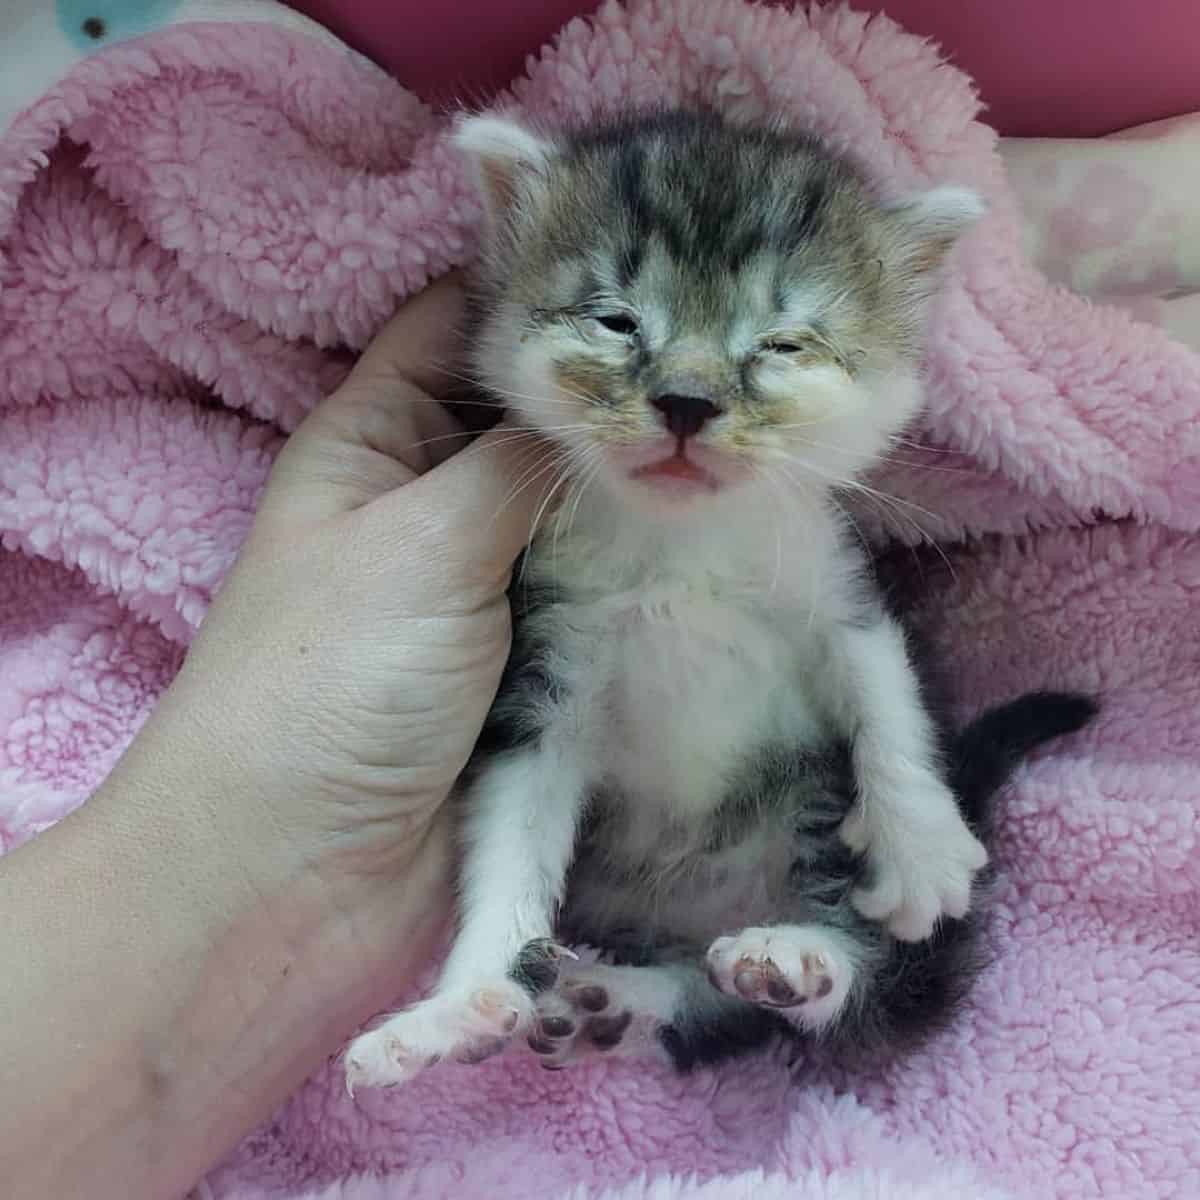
455,109 -> 981,514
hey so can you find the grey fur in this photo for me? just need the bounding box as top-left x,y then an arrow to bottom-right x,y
468,109 -> 968,437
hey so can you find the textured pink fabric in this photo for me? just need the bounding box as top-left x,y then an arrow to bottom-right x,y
289,0 -> 1200,136
1,4 -> 1198,1199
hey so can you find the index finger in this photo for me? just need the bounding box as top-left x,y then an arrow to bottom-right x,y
342,272 -> 469,400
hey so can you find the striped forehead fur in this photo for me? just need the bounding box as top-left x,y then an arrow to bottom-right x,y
460,109 -> 977,367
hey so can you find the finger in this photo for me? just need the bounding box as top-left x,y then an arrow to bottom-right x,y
367,423 -> 569,587
257,277 -> 471,526
258,384 -> 466,528
340,273 -> 468,401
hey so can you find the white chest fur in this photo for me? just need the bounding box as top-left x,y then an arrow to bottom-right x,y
558,585 -> 828,822
523,484 -> 855,837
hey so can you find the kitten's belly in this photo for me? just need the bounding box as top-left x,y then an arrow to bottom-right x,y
565,821 -> 800,951
587,592 -> 824,819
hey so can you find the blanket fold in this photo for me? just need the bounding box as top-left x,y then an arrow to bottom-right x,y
2,2 -> 1197,1197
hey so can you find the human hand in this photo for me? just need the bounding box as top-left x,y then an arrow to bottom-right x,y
137,274 -> 553,895
0,277 -> 562,1200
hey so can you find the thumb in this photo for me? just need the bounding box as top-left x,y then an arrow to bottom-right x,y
256,276 -> 467,529
366,424 -> 567,587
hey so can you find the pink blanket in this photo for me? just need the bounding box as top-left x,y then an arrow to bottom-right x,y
2,3 -> 1198,1198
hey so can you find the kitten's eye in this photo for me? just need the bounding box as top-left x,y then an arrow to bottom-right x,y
764,338 -> 815,356
592,313 -> 639,337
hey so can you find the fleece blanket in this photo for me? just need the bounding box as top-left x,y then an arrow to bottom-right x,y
2,2 -> 1198,1198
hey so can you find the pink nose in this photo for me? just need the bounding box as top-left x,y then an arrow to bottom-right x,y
650,393 -> 721,439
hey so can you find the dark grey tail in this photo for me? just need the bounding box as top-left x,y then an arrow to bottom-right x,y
950,691 -> 1098,835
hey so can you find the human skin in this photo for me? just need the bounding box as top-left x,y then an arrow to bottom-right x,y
0,277 -> 553,1200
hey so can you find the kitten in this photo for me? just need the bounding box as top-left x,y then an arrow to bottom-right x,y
344,110 -> 1095,1089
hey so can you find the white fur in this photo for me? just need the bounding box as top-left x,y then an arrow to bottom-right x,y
452,113 -> 555,231
889,184 -> 986,240
345,748 -> 585,1085
706,925 -> 861,1032
833,617 -> 987,940
531,961 -> 689,1067
452,113 -> 554,173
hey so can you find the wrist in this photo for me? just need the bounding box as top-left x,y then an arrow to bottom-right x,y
73,721 -> 452,1196
143,652 -> 454,888
98,698 -> 453,1010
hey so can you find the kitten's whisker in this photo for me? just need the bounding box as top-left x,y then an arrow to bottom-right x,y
771,415 -> 843,432
771,423 -> 969,475
493,445 -> 568,530
763,456 -> 881,574
400,424 -> 592,454
784,435 -> 974,475
754,460 -> 829,624
438,426 -> 600,473
517,462 -> 570,590
806,478 -> 879,578
809,469 -> 959,585
551,469 -> 599,584
525,460 -> 577,558
565,451 -> 608,543
750,464 -> 789,597
426,359 -> 580,411
886,434 -> 963,455
357,392 -> 502,410
843,481 -> 948,529
774,453 -> 946,532
550,444 -> 605,572
556,446 -> 602,536
445,428 -> 554,470
828,493 -> 879,567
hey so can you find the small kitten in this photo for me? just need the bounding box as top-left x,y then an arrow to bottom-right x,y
345,110 -> 1095,1088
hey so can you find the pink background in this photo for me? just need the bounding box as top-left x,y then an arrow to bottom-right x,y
290,0 -> 1200,137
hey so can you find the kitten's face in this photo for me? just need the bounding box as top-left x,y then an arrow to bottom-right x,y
457,111 -> 980,514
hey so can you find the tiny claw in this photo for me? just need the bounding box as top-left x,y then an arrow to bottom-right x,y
553,944 -> 580,961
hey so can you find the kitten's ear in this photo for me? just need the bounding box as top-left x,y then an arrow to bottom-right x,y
885,185 -> 985,275
452,114 -> 555,222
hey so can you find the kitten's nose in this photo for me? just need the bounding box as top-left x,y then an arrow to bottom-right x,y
650,393 -> 721,439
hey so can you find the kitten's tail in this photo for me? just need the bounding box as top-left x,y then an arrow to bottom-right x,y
949,691 -> 1098,835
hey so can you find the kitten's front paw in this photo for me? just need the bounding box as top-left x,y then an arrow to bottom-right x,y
344,980 -> 533,1094
841,787 -> 987,942
705,926 -> 851,1031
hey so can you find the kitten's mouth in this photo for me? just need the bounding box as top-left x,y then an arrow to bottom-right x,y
626,439 -> 723,495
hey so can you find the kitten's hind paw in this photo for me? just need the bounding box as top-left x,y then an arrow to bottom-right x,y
344,980 -> 533,1094
527,982 -> 634,1069
525,961 -> 682,1069
705,926 -> 853,1032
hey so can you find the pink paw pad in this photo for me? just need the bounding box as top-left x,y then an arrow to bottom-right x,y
705,927 -> 851,1031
